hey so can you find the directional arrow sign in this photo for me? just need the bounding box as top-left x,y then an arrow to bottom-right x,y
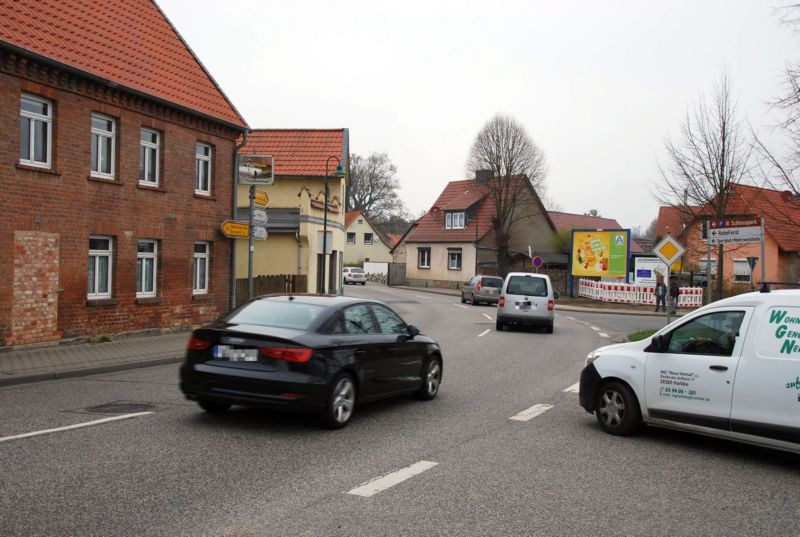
252,208 -> 268,225
220,220 -> 249,239
252,226 -> 268,240
254,190 -> 269,207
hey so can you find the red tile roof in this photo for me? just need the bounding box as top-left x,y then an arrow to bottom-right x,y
0,0 -> 246,129
549,211 -> 644,252
387,233 -> 403,248
242,130 -> 348,177
345,210 -> 361,230
405,180 -> 494,243
655,206 -> 687,239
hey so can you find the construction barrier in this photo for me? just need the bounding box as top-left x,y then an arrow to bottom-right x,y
577,279 -> 703,308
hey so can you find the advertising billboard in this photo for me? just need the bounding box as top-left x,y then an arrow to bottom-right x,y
571,229 -> 630,278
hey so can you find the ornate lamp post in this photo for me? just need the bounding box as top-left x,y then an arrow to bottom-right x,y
320,156 -> 345,294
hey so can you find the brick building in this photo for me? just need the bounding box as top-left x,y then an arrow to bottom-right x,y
0,0 -> 248,347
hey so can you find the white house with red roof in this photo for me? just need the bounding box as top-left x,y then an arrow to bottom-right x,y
238,129 -> 349,294
400,177 -> 560,288
343,210 -> 393,265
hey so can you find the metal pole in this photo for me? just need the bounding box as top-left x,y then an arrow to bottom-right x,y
248,184 -> 255,300
760,216 -> 766,290
706,220 -> 712,304
322,168 -> 329,294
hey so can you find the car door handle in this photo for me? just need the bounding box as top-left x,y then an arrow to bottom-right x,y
709,365 -> 728,372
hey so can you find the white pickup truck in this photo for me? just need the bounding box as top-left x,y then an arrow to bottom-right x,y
579,290 -> 800,454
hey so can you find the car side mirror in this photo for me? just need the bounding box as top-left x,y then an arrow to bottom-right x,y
645,334 -> 665,353
407,325 -> 420,338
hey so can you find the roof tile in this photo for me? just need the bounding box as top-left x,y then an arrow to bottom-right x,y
241,129 -> 348,177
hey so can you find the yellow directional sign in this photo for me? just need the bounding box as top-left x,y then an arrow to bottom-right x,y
220,220 -> 250,239
254,190 -> 269,207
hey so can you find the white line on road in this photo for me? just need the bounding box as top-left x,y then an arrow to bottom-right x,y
478,329 -> 490,338
0,412 -> 154,444
347,461 -> 439,497
509,403 -> 554,422
563,382 -> 580,394
482,313 -> 493,321
414,295 -> 432,300
599,332 -> 609,338
453,304 -> 469,309
590,326 -> 600,331
565,316 -> 575,320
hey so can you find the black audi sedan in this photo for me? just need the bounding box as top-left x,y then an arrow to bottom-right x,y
179,295 -> 443,428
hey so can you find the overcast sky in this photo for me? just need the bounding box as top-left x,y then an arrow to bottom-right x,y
158,0 -> 798,231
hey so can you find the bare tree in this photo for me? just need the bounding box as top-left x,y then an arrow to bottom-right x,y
655,71 -> 755,299
466,114 -> 548,275
346,152 -> 404,221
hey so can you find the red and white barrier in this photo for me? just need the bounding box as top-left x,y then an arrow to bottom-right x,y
577,279 -> 703,308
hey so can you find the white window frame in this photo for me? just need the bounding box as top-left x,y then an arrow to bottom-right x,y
347,232 -> 356,245
20,93 -> 53,168
195,142 -> 212,195
448,250 -> 462,270
364,233 -> 373,245
91,113 -> 115,179
136,240 -> 158,298
88,236 -> 113,299
733,259 -> 752,283
445,213 -> 452,229
418,247 -> 431,269
139,128 -> 160,186
445,212 -> 465,229
193,241 -> 210,295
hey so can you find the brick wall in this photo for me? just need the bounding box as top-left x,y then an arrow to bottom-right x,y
0,54 -> 242,347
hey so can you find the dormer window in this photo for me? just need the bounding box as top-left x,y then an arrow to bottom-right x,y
445,212 -> 465,229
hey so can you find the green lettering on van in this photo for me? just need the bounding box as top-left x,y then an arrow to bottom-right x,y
780,338 -> 798,355
776,325 -> 788,338
769,310 -> 787,324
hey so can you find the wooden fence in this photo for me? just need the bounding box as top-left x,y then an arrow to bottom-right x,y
235,274 -> 308,304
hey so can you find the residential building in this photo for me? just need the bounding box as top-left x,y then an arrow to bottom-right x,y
237,129 -> 349,295
654,184 -> 800,288
400,176 -> 559,288
343,210 -> 393,265
0,0 -> 247,347
548,211 -> 645,254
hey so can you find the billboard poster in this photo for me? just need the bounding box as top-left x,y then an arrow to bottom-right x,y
633,257 -> 669,286
571,229 -> 629,278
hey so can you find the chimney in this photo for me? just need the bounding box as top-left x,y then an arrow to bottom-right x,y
475,170 -> 493,182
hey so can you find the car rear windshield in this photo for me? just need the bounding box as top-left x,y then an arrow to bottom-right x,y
506,276 -> 548,297
224,300 -> 327,330
482,277 -> 503,288
350,268 -> 365,273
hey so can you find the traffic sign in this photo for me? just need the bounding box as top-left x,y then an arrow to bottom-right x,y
252,208 -> 268,225
253,190 -> 269,207
707,216 -> 763,245
220,220 -> 249,239
746,256 -> 759,271
532,256 -> 543,268
252,226 -> 268,240
653,235 -> 685,267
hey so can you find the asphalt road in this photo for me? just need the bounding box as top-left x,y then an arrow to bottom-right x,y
1,284 -> 798,536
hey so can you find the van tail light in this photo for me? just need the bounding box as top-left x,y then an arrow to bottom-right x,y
499,296 -> 505,308
547,299 -> 554,311
187,337 -> 212,351
476,280 -> 482,292
260,347 -> 313,363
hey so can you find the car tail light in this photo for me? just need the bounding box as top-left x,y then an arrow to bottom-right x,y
260,347 -> 313,362
476,280 -> 482,292
187,337 -> 212,350
548,299 -> 554,311
498,296 -> 505,308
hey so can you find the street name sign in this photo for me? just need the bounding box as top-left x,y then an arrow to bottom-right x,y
252,226 -> 268,240
220,220 -> 249,239
653,235 -> 685,267
252,208 -> 268,225
707,216 -> 763,245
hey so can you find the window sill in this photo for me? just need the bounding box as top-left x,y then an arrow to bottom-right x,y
194,193 -> 216,201
16,163 -> 61,176
135,296 -> 162,305
86,298 -> 119,307
418,266 -> 431,270
88,175 -> 122,186
192,293 -> 212,301
137,183 -> 167,193
448,267 -> 463,271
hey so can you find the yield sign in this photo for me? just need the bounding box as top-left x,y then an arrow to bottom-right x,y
653,235 -> 685,267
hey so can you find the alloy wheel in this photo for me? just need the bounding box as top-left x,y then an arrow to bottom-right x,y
598,389 -> 625,427
332,377 -> 355,424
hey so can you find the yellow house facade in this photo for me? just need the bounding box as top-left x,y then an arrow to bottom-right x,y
343,210 -> 393,265
237,129 -> 349,298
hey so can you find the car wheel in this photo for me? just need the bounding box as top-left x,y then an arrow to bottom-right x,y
594,381 -> 642,436
496,319 -> 504,331
415,356 -> 442,401
471,294 -> 479,306
320,373 -> 356,429
361,282 -> 366,286
197,399 -> 231,414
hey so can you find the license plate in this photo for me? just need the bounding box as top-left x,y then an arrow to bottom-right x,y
517,301 -> 532,311
213,345 -> 258,362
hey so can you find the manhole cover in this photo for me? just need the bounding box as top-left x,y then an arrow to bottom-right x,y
82,401 -> 156,414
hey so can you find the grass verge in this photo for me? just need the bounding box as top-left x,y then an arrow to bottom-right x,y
627,329 -> 657,342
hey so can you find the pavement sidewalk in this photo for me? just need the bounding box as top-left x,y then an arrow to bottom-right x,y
1,285 -> 683,388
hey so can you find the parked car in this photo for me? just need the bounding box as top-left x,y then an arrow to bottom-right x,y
343,267 -> 367,285
579,290 -> 800,454
496,272 -> 557,333
180,295 -> 443,429
461,275 -> 504,305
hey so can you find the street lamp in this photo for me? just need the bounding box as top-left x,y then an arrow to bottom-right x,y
320,155 -> 345,294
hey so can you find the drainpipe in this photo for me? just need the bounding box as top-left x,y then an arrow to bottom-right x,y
296,231 -> 302,277
231,131 -> 249,309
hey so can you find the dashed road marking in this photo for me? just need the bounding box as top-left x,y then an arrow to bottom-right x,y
509,403 -> 554,422
478,329 -> 490,338
453,304 -> 469,309
599,332 -> 609,338
563,382 -> 580,394
414,295 -> 432,300
565,316 -> 576,320
347,461 -> 439,497
482,313 -> 493,321
0,412 -> 154,444
590,326 -> 600,331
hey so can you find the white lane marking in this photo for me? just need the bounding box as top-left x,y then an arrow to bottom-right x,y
482,313 -> 493,321
509,403 -> 554,422
478,329 -> 490,338
563,382 -> 580,394
414,295 -> 432,300
453,304 -> 469,309
590,326 -> 600,331
347,461 -> 438,497
599,332 -> 609,338
565,316 -> 575,320
0,412 -> 153,444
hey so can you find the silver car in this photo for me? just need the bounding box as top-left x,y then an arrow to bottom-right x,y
461,275 -> 504,305
496,272 -> 557,333
342,267 -> 367,285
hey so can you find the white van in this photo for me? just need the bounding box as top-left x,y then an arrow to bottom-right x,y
496,272 -> 557,333
579,290 -> 800,454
